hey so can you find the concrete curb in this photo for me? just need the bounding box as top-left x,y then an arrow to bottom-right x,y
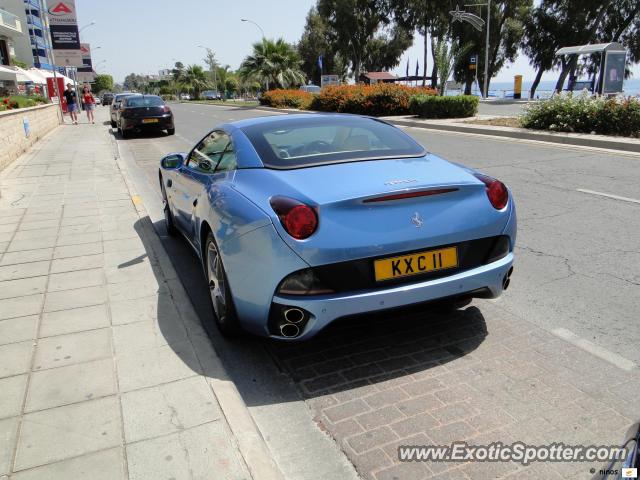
109,134 -> 285,480
387,118 -> 640,154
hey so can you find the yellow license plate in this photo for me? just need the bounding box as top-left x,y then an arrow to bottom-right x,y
142,118 -> 158,124
374,246 -> 458,282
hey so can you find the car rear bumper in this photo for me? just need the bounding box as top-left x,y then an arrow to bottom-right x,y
269,252 -> 514,340
121,116 -> 173,130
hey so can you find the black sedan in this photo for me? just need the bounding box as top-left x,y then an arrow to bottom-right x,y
117,95 -> 175,138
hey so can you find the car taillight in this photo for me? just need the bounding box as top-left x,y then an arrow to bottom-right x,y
474,173 -> 509,210
270,196 -> 318,240
163,105 -> 171,113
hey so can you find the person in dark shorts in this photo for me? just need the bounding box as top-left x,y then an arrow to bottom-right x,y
63,83 -> 78,125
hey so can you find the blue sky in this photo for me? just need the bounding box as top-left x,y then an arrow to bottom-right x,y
76,0 -> 639,85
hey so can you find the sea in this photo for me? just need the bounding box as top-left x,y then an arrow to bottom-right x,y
450,78 -> 640,99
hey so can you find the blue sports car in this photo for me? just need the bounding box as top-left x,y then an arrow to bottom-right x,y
159,114 -> 516,340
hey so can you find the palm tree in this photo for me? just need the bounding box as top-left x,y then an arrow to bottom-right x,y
239,38 -> 306,90
182,65 -> 211,99
434,40 -> 473,96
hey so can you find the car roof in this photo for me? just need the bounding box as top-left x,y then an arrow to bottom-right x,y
226,113 -> 375,130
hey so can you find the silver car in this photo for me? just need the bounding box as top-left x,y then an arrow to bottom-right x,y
110,93 -> 141,128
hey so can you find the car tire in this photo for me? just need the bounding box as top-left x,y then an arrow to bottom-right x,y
110,120 -> 117,128
167,128 -> 175,135
161,183 -> 178,236
204,232 -> 242,337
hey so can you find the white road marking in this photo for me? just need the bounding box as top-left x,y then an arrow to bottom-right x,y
175,133 -> 192,145
552,328 -> 637,372
576,189 -> 640,204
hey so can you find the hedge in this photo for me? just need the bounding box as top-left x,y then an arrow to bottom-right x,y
259,89 -> 314,109
520,93 -> 640,137
409,95 -> 479,119
310,83 -> 437,116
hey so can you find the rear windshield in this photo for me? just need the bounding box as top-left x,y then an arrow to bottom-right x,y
124,96 -> 164,107
241,116 -> 425,169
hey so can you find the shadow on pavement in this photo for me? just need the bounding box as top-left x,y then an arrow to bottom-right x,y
108,128 -> 169,140
129,216 -> 487,406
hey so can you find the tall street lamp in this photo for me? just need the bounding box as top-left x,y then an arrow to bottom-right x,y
240,18 -> 265,38
240,18 -> 268,90
79,21 -> 96,34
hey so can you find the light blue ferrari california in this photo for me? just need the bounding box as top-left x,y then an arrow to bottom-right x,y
159,114 -> 516,340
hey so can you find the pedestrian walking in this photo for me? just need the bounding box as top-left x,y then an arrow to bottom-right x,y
82,86 -> 96,124
63,83 -> 78,125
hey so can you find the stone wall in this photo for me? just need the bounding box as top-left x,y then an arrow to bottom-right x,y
0,103 -> 61,173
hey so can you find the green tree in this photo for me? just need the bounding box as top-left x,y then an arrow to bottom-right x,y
172,61 -> 185,83
201,48 -> 219,88
448,0 -> 531,95
214,65 -> 231,93
10,58 -> 28,69
391,0 -> 450,86
239,38 -> 306,90
317,0 -> 412,81
182,65 -> 210,99
434,39 -> 473,95
123,73 -> 147,91
522,1 -> 609,97
297,7 -> 347,85
92,74 -> 114,93
225,77 -> 238,96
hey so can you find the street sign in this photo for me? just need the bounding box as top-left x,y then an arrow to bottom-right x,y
321,74 -> 339,88
469,55 -> 477,70
47,0 -> 83,67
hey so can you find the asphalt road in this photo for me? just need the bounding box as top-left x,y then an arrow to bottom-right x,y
119,101 -> 640,365
112,102 -> 640,478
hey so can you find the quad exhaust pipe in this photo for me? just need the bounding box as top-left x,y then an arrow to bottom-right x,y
283,308 -> 305,324
280,323 -> 300,338
276,307 -> 307,338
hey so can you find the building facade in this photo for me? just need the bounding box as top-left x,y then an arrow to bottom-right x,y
0,0 -> 53,69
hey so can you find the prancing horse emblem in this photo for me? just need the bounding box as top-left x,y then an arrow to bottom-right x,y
411,212 -> 424,228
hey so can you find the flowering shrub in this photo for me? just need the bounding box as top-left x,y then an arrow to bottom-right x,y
409,95 -> 479,118
259,89 -> 314,109
520,93 -> 640,137
0,95 -> 47,111
311,83 -> 437,116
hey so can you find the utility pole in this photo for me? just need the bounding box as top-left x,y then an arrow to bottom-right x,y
483,0 -> 491,98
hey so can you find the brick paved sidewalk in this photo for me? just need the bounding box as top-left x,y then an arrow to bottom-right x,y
270,287 -> 640,480
0,111 -> 277,479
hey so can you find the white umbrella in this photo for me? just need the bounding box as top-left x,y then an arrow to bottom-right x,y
0,65 -> 17,82
26,68 -> 48,84
12,66 -> 43,83
33,68 -> 75,85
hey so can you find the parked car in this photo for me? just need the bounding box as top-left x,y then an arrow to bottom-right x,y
158,114 -> 516,340
180,93 -> 191,100
299,84 -> 321,94
202,90 -> 222,100
117,94 -> 174,138
110,93 -> 140,128
94,96 -> 101,105
101,92 -> 114,106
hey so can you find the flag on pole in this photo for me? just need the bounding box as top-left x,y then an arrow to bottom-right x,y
415,60 -> 419,77
406,58 -> 409,77
318,55 -> 323,72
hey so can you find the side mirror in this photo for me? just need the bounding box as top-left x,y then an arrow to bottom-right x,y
161,153 -> 184,170
198,159 -> 213,171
